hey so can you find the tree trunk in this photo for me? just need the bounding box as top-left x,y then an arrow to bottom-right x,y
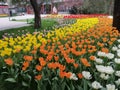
113,0 -> 120,31
30,0 -> 41,29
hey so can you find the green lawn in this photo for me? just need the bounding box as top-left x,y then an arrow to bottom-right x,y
0,19 -> 58,39
0,18 -> 76,39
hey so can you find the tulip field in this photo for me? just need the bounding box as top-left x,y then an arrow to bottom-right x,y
0,14 -> 120,90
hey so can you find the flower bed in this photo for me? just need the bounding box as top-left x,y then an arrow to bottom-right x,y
63,14 -> 108,19
44,14 -> 64,18
0,18 -> 98,57
44,14 -> 108,19
0,17 -> 120,90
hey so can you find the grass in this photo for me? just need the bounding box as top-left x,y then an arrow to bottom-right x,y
0,19 -> 58,39
0,18 -> 76,39
11,18 -> 34,23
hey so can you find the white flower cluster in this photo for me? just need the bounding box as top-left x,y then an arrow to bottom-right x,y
112,45 -> 120,52
117,49 -> 120,57
117,39 -> 120,43
91,81 -> 102,89
115,79 -> 120,85
97,51 -> 106,57
100,73 -> 109,80
114,58 -> 120,64
106,53 -> 115,59
115,71 -> 120,77
70,73 -> 78,80
97,51 -> 114,59
96,65 -> 114,74
118,44 -> 120,49
94,57 -> 103,64
112,46 -> 118,51
106,84 -> 118,90
82,71 -> 92,80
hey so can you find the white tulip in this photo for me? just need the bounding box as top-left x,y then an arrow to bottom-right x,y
97,51 -> 106,57
95,58 -> 103,64
117,39 -> 120,43
114,58 -> 120,64
82,71 -> 92,80
118,44 -> 120,49
92,81 -> 102,89
117,49 -> 120,53
106,84 -> 116,90
70,73 -> 78,80
100,73 -> 109,80
115,79 -> 120,85
117,52 -> 120,57
115,71 -> 120,77
106,53 -> 114,59
96,65 -> 114,74
112,46 -> 118,51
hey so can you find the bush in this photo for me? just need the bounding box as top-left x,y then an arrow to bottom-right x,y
69,6 -> 78,14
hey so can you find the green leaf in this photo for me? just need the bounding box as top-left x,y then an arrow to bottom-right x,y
23,74 -> 31,82
14,63 -> 20,67
14,74 -> 19,79
2,66 -> 7,69
26,74 -> 32,81
52,77 -> 58,81
77,85 -> 83,90
44,78 -> 51,85
87,81 -> 92,87
22,81 -> 29,87
1,72 -> 9,75
83,79 -> 88,90
52,81 -> 59,90
101,88 -> 107,90
66,84 -> 71,90
41,85 -> 46,90
70,82 -> 75,90
5,78 -> 16,83
61,82 -> 66,90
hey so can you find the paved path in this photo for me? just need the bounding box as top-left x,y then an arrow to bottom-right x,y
0,14 -> 47,31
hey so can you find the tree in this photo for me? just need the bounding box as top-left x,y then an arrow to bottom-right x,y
113,0 -> 120,31
5,0 -> 43,29
30,0 -> 43,29
80,0 -> 114,14
69,6 -> 78,14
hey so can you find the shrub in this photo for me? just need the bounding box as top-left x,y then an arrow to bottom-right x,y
69,6 -> 78,14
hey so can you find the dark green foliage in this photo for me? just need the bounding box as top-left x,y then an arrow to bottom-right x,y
69,6 -> 78,14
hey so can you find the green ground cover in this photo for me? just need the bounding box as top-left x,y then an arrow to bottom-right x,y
0,19 -> 58,39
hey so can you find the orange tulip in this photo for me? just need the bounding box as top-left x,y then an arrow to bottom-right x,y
4,58 -> 13,66
58,64 -> 66,71
39,57 -> 44,61
31,50 -> 37,54
59,71 -> 72,78
73,63 -> 79,68
35,65 -> 42,71
22,61 -> 29,71
23,55 -> 33,61
80,58 -> 91,67
77,73 -> 83,79
101,48 -> 109,53
35,74 -> 42,80
89,56 -> 95,61
54,55 -> 59,61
